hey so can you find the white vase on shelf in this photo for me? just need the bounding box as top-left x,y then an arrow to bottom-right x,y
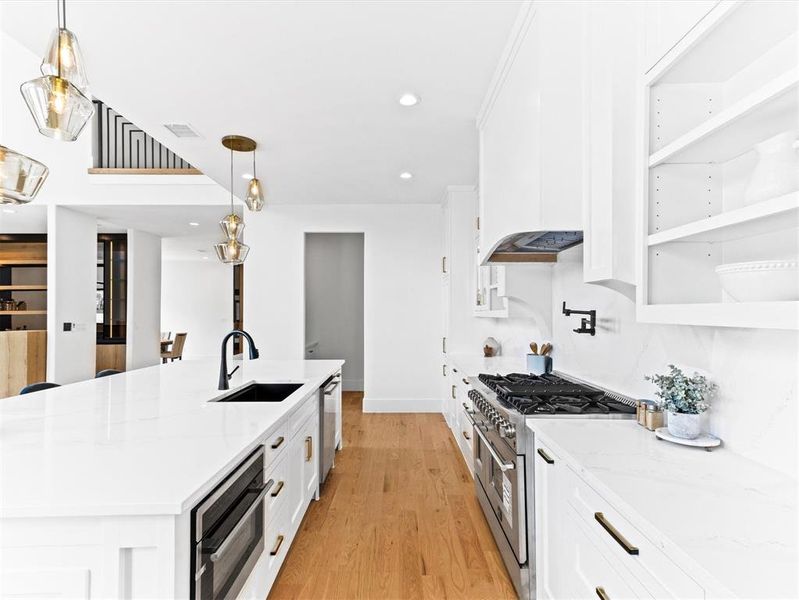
744,130 -> 799,206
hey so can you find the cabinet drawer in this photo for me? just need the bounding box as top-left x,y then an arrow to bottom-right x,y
263,501 -> 292,581
289,393 -> 318,438
263,423 -> 288,469
568,503 -> 652,600
566,467 -> 704,599
264,451 -> 289,523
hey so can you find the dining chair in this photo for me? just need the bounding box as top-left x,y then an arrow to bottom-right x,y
20,382 -> 60,394
161,332 -> 187,363
96,369 -> 122,378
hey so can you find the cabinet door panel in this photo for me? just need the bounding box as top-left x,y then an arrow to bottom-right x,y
534,441 -> 568,600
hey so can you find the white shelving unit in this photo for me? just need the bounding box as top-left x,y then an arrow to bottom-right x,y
637,0 -> 799,330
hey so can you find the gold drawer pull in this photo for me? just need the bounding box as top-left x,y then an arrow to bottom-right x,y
270,534 -> 285,556
305,436 -> 313,461
594,512 -> 639,555
462,430 -> 471,440
270,480 -> 284,497
595,586 -> 610,600
536,448 -> 555,464
270,436 -> 285,449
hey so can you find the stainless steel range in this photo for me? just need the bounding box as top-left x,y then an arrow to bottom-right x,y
465,372 -> 636,600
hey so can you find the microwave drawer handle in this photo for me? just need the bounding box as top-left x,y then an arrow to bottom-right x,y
594,512 -> 639,555
473,426 -> 514,471
324,381 -> 340,395
210,479 -> 274,562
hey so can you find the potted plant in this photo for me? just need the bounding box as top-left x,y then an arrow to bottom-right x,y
645,365 -> 716,439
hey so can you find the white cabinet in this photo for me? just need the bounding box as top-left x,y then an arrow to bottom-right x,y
533,441 -> 569,600
636,0 -> 799,329
288,403 -> 319,532
580,1 -> 641,285
534,439 -> 706,600
477,1 -> 583,259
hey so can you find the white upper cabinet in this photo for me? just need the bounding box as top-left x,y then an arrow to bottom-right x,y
637,0 -> 799,329
477,1 -> 583,260
580,2 -> 641,285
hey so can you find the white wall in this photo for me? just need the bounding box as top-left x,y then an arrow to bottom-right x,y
46,206 -> 96,384
126,229 -> 161,370
245,204 -> 441,411
160,257 -> 232,359
550,246 -> 798,477
305,233 -> 364,391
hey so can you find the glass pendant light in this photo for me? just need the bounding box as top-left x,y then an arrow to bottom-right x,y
245,150 -> 265,212
20,0 -> 93,141
214,144 -> 250,265
0,146 -> 49,204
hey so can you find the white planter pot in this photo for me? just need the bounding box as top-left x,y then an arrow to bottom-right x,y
743,130 -> 799,206
667,411 -> 702,440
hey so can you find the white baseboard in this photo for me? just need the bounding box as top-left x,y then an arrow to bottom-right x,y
362,397 -> 442,413
342,378 -> 363,391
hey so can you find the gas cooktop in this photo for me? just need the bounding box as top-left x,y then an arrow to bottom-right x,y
477,372 -> 637,416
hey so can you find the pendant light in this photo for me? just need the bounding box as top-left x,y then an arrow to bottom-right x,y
0,146 -> 49,204
20,0 -> 93,141
245,149 -> 265,212
214,137 -> 254,265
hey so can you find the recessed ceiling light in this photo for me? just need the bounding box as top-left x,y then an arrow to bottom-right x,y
2,208 -> 17,214
189,222 -> 199,227
399,171 -> 413,180
241,172 -> 253,180
202,256 -> 209,260
398,93 -> 420,107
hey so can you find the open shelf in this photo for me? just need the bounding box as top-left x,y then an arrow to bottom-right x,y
648,192 -> 799,246
0,285 -> 47,291
649,69 -> 798,166
0,310 -> 46,316
639,301 -> 799,330
0,260 -> 47,267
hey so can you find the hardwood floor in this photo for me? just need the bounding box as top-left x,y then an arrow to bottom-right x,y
268,392 -> 516,600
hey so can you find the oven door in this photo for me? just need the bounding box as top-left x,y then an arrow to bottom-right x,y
473,424 -> 527,564
194,478 -> 273,600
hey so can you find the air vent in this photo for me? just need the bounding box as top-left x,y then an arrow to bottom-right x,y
163,123 -> 201,138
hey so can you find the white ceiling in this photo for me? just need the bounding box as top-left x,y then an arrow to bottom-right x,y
2,1 -> 520,205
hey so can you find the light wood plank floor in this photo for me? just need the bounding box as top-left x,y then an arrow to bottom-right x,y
268,392 -> 516,600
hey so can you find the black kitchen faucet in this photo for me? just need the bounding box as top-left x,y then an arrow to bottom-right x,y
218,329 -> 260,390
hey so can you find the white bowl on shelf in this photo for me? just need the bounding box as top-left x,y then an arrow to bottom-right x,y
715,260 -> 799,302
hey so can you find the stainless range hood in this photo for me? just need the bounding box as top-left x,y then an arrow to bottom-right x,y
485,231 -> 583,263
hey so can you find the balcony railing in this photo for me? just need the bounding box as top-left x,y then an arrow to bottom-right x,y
90,100 -> 200,174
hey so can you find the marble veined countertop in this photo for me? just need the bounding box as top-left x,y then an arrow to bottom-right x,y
0,358 -> 343,519
527,419 -> 797,599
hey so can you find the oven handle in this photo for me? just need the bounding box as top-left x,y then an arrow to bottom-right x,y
473,426 -> 515,471
209,479 -> 274,562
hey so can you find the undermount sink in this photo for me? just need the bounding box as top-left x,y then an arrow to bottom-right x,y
212,382 -> 303,403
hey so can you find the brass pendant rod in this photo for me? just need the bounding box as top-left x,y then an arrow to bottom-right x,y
56,0 -> 63,77
252,150 -> 256,179
229,147 -> 235,214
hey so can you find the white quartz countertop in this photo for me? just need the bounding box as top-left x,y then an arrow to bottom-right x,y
0,358 -> 343,519
526,419 -> 797,599
448,354 -> 528,377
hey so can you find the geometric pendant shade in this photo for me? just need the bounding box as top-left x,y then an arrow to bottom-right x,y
0,145 -> 50,204
20,75 -> 94,142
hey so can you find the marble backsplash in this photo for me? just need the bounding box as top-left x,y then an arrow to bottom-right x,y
482,246 -> 797,478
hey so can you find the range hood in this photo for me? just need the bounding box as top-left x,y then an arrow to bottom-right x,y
485,231 -> 583,263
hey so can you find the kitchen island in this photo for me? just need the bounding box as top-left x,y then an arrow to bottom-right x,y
0,357 -> 343,599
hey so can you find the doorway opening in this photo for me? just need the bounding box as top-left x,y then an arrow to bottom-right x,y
304,233 -> 364,392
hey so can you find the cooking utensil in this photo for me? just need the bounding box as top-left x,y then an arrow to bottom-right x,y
529,342 -> 538,355
540,343 -> 552,356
